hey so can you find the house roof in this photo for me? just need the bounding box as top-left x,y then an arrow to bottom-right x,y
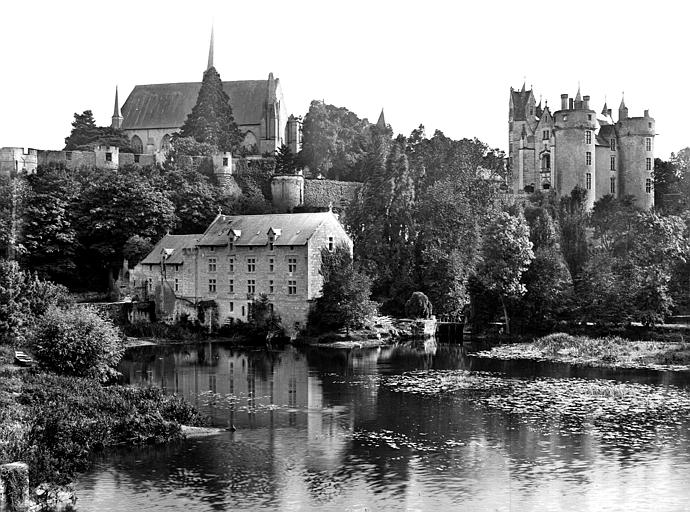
198,212 -> 341,247
596,124 -> 616,146
140,234 -> 201,265
121,80 -> 270,130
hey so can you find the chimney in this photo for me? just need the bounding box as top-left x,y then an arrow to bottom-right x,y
569,98 -> 574,110
644,109 -> 649,117
561,94 -> 568,110
583,95 -> 590,110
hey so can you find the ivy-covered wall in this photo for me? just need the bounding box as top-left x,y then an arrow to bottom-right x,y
304,179 -> 361,211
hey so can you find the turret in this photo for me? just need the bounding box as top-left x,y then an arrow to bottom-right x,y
616,104 -> 655,209
285,114 -> 302,154
111,86 -> 123,129
618,95 -> 628,121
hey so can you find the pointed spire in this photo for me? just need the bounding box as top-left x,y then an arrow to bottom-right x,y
113,86 -> 120,117
207,26 -> 214,70
601,97 -> 609,116
111,86 -> 123,129
376,109 -> 386,130
575,82 -> 582,102
521,81 -> 526,93
619,91 -> 626,109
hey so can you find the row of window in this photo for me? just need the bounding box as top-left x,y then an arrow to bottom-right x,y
585,153 -> 652,171
585,173 -> 652,194
208,257 -> 298,274
208,278 -> 298,295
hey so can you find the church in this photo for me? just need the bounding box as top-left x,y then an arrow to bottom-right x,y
111,29 -> 301,156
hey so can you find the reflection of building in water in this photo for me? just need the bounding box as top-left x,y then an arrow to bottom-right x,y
122,344 -> 326,430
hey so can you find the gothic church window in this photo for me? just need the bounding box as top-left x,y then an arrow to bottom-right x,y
161,134 -> 171,152
131,135 -> 143,154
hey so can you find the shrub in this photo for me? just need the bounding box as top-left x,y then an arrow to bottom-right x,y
30,306 -> 125,382
405,292 -> 433,319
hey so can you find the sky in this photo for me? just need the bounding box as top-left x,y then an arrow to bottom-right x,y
1,0 -> 688,158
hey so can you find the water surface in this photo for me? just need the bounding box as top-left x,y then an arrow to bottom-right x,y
75,342 -> 690,511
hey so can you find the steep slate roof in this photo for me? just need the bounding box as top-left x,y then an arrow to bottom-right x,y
596,124 -> 616,146
140,234 -> 201,265
121,80 -> 268,130
198,212 -> 339,247
510,89 -> 532,121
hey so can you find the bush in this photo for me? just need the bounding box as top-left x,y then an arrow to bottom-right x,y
30,306 -> 125,382
19,373 -> 205,486
405,292 -> 433,319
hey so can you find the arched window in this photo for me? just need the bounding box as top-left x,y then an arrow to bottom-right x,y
243,131 -> 258,153
131,135 -> 143,154
160,134 -> 172,152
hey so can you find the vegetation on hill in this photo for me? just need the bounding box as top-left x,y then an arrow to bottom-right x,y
64,110 -> 131,151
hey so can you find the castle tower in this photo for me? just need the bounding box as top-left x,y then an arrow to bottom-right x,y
617,102 -> 655,209
552,88 -> 598,209
508,85 -> 538,193
271,172 -> 304,212
207,26 -> 214,70
111,86 -> 123,129
285,114 -> 303,155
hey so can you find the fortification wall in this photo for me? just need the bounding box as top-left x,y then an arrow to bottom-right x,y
304,179 -> 361,210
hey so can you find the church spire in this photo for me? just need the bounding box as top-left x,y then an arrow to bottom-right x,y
376,109 -> 386,130
111,86 -> 123,129
207,26 -> 214,70
575,82 -> 582,102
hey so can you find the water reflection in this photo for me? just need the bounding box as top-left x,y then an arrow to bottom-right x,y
75,341 -> 690,511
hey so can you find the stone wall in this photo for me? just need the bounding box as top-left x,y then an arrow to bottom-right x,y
304,179 -> 361,211
0,147 -> 38,175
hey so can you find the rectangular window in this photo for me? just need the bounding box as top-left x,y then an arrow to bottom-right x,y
269,257 -> 274,272
269,241 -> 274,251
288,257 -> 297,273
208,279 -> 217,293
646,178 -> 652,193
585,131 -> 592,144
610,177 -> 616,195
229,302 -> 234,312
229,240 -> 234,250
646,138 -> 652,152
586,152 -> 592,165
229,279 -> 234,293
66,151 -> 72,161
241,305 -> 245,317
586,173 -> 592,190
208,257 -> 216,272
222,157 -> 229,166
328,237 -> 334,251
247,279 -> 255,294
542,130 -> 549,140
269,280 -> 274,294
611,139 -> 616,151
288,280 -> 297,295
209,246 -> 215,252
247,258 -> 256,273
646,158 -> 652,171
174,279 -> 179,292
229,258 -> 234,272
610,156 -> 615,171
134,154 -> 140,163
105,152 -> 112,162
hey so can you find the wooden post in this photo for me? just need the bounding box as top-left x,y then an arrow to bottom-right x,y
0,462 -> 29,511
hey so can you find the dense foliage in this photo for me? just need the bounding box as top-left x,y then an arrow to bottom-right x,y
64,110 -> 131,151
404,292 -> 433,319
30,306 -> 125,382
179,67 -> 243,152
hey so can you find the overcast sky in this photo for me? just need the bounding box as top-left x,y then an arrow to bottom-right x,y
1,0 -> 687,158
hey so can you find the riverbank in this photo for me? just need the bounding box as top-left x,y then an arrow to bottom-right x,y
0,345 -> 208,510
473,332 -> 690,371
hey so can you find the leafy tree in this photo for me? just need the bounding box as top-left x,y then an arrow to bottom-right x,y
164,168 -> 221,234
477,211 -> 534,334
309,245 -> 378,333
249,294 -> 284,340
179,67 -> 243,152
0,174 -> 30,260
64,110 -> 130,151
123,235 -> 153,267
274,144 -> 298,174
300,100 -> 372,180
30,305 -> 125,382
558,186 -> 589,288
405,292 -> 433,319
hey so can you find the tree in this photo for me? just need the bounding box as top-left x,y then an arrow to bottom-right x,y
248,294 -> 284,340
30,305 -> 124,382
179,67 -> 243,152
478,211 -> 534,334
309,245 -> 378,333
558,186 -> 589,288
274,144 -> 298,174
64,110 -> 131,151
123,235 -> 153,267
164,168 -> 222,234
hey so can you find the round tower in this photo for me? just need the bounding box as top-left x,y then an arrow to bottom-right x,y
552,93 -> 598,209
271,171 -> 304,212
617,108 -> 655,210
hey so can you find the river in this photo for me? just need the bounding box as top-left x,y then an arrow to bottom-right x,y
74,341 -> 690,511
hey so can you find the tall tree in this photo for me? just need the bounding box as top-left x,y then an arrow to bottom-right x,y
64,110 -> 130,151
477,211 -> 534,334
179,67 -> 243,152
558,186 -> 590,288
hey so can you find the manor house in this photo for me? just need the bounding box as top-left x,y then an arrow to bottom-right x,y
130,211 -> 352,336
111,29 -> 302,156
509,84 -> 655,209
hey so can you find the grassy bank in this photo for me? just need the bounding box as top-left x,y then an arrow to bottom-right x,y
0,348 -> 207,503
474,333 -> 690,371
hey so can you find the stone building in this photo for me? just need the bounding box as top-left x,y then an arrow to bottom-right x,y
114,29 -> 302,156
0,147 -> 38,175
509,84 -> 655,209
131,211 -> 352,335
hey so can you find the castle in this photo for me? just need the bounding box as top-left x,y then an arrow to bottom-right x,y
509,84 -> 655,209
111,28 -> 302,157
